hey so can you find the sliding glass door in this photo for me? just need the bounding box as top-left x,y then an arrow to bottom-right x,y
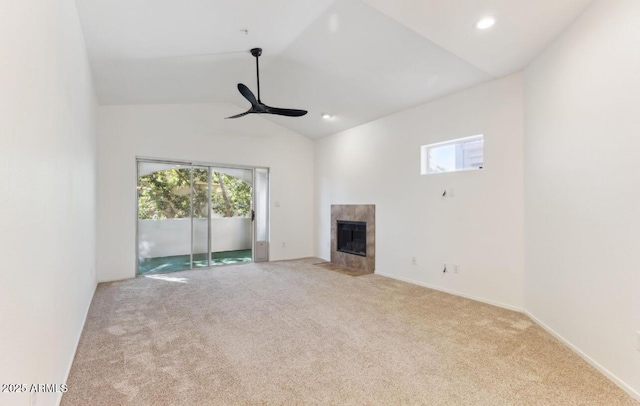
136,159 -> 268,275
137,161 -> 193,274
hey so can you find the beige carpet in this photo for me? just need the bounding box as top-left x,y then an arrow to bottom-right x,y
313,261 -> 373,277
63,259 -> 637,405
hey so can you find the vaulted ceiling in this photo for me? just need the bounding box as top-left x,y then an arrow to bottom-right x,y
75,0 -> 593,138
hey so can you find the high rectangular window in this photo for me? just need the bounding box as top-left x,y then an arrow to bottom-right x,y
421,135 -> 484,174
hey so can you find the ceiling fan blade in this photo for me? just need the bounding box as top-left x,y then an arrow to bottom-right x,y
265,106 -> 308,117
225,110 -> 252,119
237,83 -> 259,107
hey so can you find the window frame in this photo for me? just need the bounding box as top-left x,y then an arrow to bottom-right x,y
421,134 -> 484,175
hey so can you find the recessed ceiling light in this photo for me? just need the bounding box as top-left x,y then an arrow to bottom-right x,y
475,16 -> 496,30
321,113 -> 333,120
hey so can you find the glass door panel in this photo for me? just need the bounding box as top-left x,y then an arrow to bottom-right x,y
254,168 -> 269,262
210,167 -> 253,265
191,166 -> 210,269
137,162 -> 193,275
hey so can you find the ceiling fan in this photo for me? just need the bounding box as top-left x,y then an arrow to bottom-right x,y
226,48 -> 308,119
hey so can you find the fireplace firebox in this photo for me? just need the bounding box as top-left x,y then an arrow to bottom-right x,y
337,220 -> 367,257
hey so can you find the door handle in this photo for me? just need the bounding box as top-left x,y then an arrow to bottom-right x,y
251,209 -> 255,222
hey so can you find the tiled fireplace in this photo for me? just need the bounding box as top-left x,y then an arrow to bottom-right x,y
330,205 -> 375,273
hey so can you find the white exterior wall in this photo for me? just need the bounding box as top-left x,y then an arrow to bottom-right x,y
138,217 -> 252,259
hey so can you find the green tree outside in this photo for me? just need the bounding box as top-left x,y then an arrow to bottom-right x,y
138,169 -> 251,220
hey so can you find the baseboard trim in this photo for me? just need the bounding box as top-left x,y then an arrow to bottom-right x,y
524,311 -> 640,402
57,282 -> 97,406
374,272 -> 523,312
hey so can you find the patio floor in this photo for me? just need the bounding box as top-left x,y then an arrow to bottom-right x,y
138,249 -> 252,275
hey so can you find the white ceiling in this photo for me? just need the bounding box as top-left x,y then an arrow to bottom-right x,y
75,0 -> 594,139
362,0 -> 595,78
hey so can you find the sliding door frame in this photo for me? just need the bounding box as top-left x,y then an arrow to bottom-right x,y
207,167 -> 212,268
135,156 -> 269,275
253,167 -> 270,262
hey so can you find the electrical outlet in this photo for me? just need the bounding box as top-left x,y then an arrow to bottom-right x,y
448,188 -> 455,197
282,241 -> 286,248
274,201 -> 281,207
411,257 -> 417,265
453,265 -> 459,274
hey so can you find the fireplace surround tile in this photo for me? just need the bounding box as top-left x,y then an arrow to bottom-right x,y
330,205 -> 375,273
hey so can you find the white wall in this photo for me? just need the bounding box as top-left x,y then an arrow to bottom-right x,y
98,104 -> 314,282
524,0 -> 640,398
315,74 -> 525,310
138,218 -> 251,258
0,1 -> 98,405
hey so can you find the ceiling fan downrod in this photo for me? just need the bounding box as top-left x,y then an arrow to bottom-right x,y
251,47 -> 262,103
